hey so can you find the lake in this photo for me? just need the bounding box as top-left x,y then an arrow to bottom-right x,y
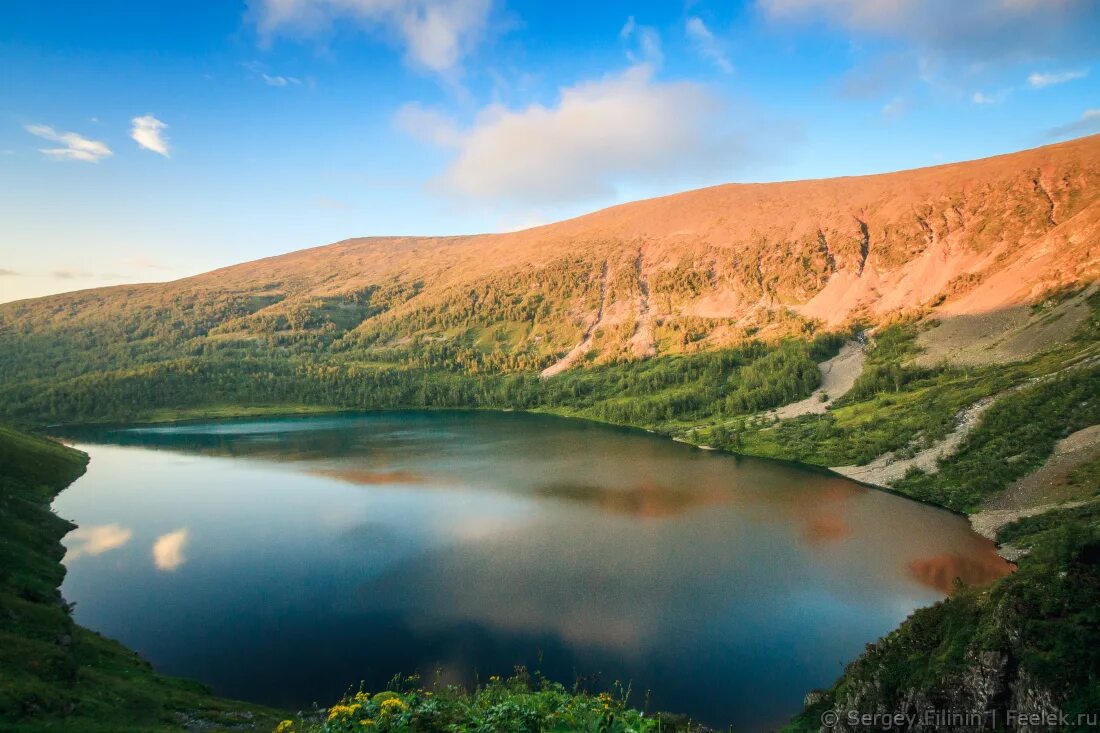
53,411 -> 1011,731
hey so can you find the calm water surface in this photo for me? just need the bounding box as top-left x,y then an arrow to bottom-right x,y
54,412 -> 1010,731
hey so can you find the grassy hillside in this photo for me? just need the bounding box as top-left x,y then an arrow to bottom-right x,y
0,424 -> 283,732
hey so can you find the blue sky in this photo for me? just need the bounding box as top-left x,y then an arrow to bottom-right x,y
1,0 -> 1098,302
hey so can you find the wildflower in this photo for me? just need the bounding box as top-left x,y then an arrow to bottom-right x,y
372,691 -> 400,704
379,697 -> 408,715
274,721 -> 294,733
354,691 -> 370,703
326,703 -> 362,721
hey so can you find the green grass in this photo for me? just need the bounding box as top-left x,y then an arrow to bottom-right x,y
0,424 -> 285,732
278,672 -> 704,733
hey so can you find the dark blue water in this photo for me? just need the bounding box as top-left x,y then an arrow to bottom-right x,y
53,411 -> 1010,731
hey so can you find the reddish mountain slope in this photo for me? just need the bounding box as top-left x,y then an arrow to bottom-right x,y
3,135 -> 1098,374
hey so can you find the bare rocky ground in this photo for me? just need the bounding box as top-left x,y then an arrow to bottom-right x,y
769,341 -> 865,420
984,424 -> 1100,511
914,286 -> 1095,368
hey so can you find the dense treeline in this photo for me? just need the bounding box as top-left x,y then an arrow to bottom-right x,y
0,333 -> 847,428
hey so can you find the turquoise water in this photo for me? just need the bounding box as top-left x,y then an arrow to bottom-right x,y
54,411 -> 1009,731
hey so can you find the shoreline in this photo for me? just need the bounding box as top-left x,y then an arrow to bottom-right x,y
48,400 -> 991,519
37,405 -> 1030,730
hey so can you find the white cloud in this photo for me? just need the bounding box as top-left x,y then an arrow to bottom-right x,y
130,115 -> 170,157
971,89 -> 1012,104
24,124 -> 112,163
250,0 -> 493,73
262,72 -> 302,86
619,16 -> 662,67
65,524 -> 133,561
759,0 -> 1098,61
152,528 -> 189,570
1027,69 -> 1087,88
685,17 -> 733,74
403,64 -> 766,205
1047,108 -> 1100,139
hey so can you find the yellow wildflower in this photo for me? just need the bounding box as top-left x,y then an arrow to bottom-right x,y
326,703 -> 362,721
273,721 -> 294,733
379,697 -> 408,715
354,691 -> 370,703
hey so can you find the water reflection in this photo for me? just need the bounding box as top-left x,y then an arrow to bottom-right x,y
312,468 -> 426,486
907,550 -> 1012,594
64,523 -> 132,560
52,411 -> 1012,732
152,528 -> 189,571
534,481 -> 732,517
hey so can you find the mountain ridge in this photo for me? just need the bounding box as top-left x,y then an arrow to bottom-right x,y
2,134 -> 1098,381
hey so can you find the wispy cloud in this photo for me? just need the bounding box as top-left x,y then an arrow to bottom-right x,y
399,64 -> 778,205
152,528 -> 189,571
262,72 -> 302,87
52,268 -> 95,279
970,89 -> 1012,105
0,269 -> 19,277
249,0 -> 493,74
394,102 -> 462,146
685,17 -> 733,74
881,96 -> 907,121
130,115 -> 170,156
1047,109 -> 1100,139
620,16 -> 663,67
1027,69 -> 1087,89
25,124 -> 112,163
760,0 -> 1099,65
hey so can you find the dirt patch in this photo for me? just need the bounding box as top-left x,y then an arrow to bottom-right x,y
969,501 -> 1090,543
769,341 -> 865,420
982,424 -> 1100,511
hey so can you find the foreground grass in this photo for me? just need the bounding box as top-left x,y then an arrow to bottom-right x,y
276,673 -> 703,733
0,424 -> 284,732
